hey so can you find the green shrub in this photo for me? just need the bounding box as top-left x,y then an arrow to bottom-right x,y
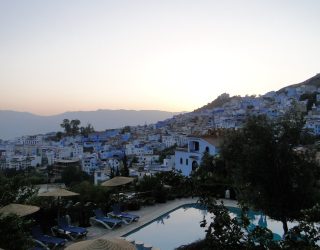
0,214 -> 33,250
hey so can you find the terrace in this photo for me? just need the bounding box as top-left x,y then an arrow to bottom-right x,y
68,198 -> 238,249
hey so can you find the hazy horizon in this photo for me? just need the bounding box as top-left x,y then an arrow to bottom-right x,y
0,109 -> 182,140
0,108 -> 186,117
1,1 -> 319,115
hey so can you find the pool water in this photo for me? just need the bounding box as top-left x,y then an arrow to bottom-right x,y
124,204 -> 296,250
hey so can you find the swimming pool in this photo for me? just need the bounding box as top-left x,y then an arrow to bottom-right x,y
124,203 -> 296,250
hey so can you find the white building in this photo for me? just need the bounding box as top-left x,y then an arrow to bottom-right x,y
162,155 -> 175,169
305,105 -> 320,135
137,154 -> 159,165
125,143 -> 153,156
162,134 -> 188,148
94,168 -> 110,185
162,135 -> 176,148
106,157 -> 121,171
5,155 -> 42,170
46,151 -> 55,166
72,143 -> 83,159
175,136 -> 220,176
82,154 -> 99,174
16,135 -> 44,146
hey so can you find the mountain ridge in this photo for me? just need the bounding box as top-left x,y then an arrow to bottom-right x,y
277,73 -> 320,93
195,73 -> 320,112
0,109 -> 182,140
2,73 -> 319,140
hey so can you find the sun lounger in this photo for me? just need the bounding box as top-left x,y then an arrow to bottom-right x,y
91,208 -> 123,229
31,239 -> 50,250
107,204 -> 140,224
32,225 -> 67,249
52,216 -> 87,240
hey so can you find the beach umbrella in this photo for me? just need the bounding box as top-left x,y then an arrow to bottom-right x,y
38,188 -> 79,197
101,177 -> 134,187
101,177 -> 134,204
0,203 -> 40,217
65,237 -> 136,250
38,188 -> 79,219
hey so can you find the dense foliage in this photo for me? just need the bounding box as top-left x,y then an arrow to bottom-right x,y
61,165 -> 91,187
299,92 -> 319,111
136,171 -> 192,203
158,144 -> 177,163
60,119 -> 95,136
0,213 -> 34,250
221,114 -> 320,233
180,113 -> 320,249
178,198 -> 320,250
0,172 -> 38,206
192,151 -> 231,199
0,171 -> 39,250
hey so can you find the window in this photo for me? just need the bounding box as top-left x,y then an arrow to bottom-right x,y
192,161 -> 199,171
194,141 -> 199,151
186,159 -> 189,165
180,158 -> 183,164
205,146 -> 210,153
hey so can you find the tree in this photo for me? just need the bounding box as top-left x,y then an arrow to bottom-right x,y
179,195 -> 320,249
158,144 -> 177,163
61,166 -> 91,187
281,204 -> 320,249
109,167 -> 115,178
0,173 -> 38,250
70,119 -> 81,135
60,119 -> 71,135
120,154 -> 129,177
131,156 -> 138,164
60,119 -> 84,136
192,152 -> 230,199
115,166 -> 120,176
71,181 -> 111,208
221,114 -> 320,234
56,131 -> 63,140
80,123 -> 95,136
178,196 -> 280,250
121,126 -> 131,134
299,92 -> 319,111
0,173 -> 38,206
0,214 -> 33,250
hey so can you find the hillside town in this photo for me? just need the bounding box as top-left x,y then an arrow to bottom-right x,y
1,75 -> 320,182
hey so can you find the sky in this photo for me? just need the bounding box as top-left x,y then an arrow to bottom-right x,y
0,0 -> 319,115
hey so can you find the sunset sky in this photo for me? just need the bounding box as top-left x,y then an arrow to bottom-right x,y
0,0 -> 319,115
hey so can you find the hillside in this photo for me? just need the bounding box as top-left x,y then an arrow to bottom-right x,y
195,74 -> 320,113
278,73 -> 320,93
194,93 -> 232,112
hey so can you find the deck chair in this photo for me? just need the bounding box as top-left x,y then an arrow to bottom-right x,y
107,204 -> 140,224
31,239 -> 50,250
32,225 -> 67,249
91,208 -> 123,229
53,216 -> 87,240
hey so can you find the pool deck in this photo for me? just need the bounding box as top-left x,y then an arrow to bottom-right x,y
77,197 -> 237,246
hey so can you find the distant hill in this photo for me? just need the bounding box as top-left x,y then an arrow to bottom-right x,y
194,93 -> 231,112
194,93 -> 243,112
0,110 -> 181,140
278,73 -> 320,93
194,74 -> 320,113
